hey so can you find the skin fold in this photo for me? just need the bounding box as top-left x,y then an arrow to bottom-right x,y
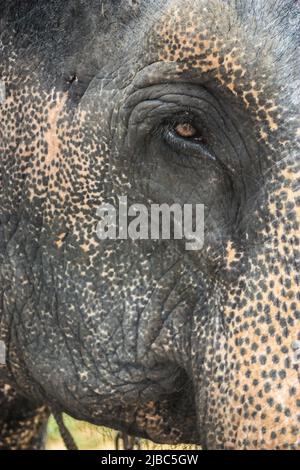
0,0 -> 299,449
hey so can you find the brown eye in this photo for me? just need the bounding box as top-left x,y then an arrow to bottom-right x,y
175,123 -> 197,138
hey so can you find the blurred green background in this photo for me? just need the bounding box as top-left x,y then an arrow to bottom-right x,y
46,415 -> 199,450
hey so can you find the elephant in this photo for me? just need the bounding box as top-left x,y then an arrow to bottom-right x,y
0,0 -> 299,450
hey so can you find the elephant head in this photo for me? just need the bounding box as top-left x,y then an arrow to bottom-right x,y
0,0 -> 299,449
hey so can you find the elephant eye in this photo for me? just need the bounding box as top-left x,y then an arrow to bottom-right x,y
175,123 -> 197,138
172,120 -> 208,146
162,116 -> 214,161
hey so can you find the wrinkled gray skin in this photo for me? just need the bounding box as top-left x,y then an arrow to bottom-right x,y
0,0 -> 300,450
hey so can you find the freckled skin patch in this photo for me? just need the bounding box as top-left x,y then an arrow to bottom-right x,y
0,0 -> 299,449
197,161 -> 300,449
0,384 -> 49,450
